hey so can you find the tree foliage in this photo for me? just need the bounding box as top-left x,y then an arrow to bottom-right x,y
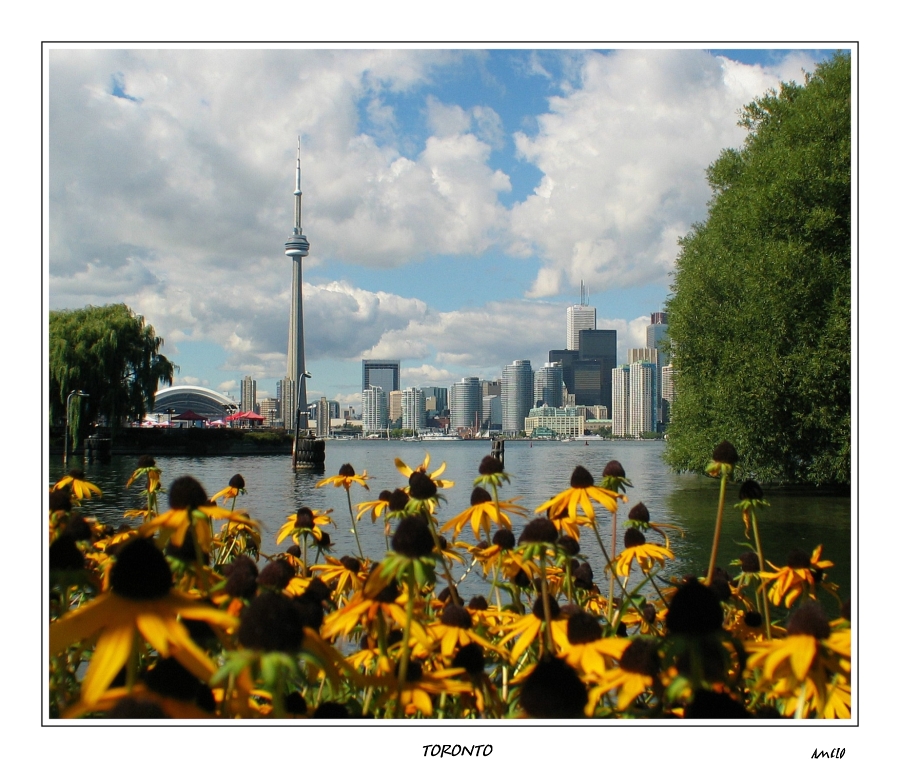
49,304 -> 176,435
663,53 -> 851,485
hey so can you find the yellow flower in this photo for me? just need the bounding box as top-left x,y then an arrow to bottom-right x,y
356,490 -> 391,522
555,612 -> 629,680
211,473 -> 246,503
374,661 -> 473,717
427,604 -> 506,661
614,528 -> 674,577
52,469 -> 102,500
126,455 -> 161,494
761,545 -> 835,607
310,555 -> 367,600
316,463 -> 369,491
588,636 -> 659,711
49,537 -> 238,705
535,466 -> 622,530
275,507 -> 333,545
497,597 -> 566,664
394,453 -> 454,490
440,487 -> 527,541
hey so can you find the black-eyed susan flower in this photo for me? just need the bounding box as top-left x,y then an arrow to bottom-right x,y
316,463 -> 370,491
535,466 -> 621,537
440,486 -> 527,541
761,545 -> 837,608
555,610 -> 628,680
49,536 -> 238,705
374,660 -> 473,717
706,440 -> 739,478
126,455 -> 161,494
516,655 -> 588,718
52,468 -> 102,501
427,603 -> 503,661
614,527 -> 675,578
588,636 -> 659,711
474,455 -> 509,489
734,479 -> 769,538
498,596 -> 565,664
275,506 -> 333,546
356,490 -> 392,523
599,460 -> 633,495
311,555 -> 367,602
395,453 -> 454,492
211,473 -> 246,504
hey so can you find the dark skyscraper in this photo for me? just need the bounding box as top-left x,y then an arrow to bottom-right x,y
362,359 -> 400,393
576,329 -> 617,412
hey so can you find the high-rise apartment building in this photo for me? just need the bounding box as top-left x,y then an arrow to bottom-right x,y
534,361 -> 564,407
315,396 -> 330,438
611,365 -> 630,437
646,313 -> 669,426
278,377 -> 296,430
629,360 -> 657,436
259,398 -> 279,427
450,377 -> 481,431
389,390 -> 403,425
483,394 -> 502,430
567,304 -> 596,351
362,386 -> 387,435
362,360 -> 400,393
627,348 -> 659,366
661,364 -> 675,427
501,360 -> 534,434
240,376 -> 257,414
401,388 -> 426,433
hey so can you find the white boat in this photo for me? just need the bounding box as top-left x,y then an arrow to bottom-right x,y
420,433 -> 462,441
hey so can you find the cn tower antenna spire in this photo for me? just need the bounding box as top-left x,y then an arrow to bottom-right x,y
294,136 -> 303,235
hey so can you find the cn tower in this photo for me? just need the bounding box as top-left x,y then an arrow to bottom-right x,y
285,137 -> 310,431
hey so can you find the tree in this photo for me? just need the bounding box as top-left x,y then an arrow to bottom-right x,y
49,304 -> 176,438
663,53 -> 850,486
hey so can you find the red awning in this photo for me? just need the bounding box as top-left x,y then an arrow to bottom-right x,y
174,409 -> 206,421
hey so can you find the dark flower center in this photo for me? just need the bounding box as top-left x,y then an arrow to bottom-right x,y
570,466 -> 594,488
294,507 -> 315,529
168,476 -> 209,510
143,657 -> 202,701
137,455 -> 157,469
532,594 -> 560,621
744,611 -> 763,628
602,460 -> 625,478
787,549 -> 811,569
388,489 -> 410,511
666,579 -> 723,635
238,591 -> 305,653
441,604 -> 473,628
339,463 -> 356,477
108,698 -> 169,719
470,486 -> 492,505
378,490 -> 392,502
257,559 -> 296,590
642,604 -> 657,624
739,552 -> 760,572
478,456 -> 504,475
67,468 -> 86,480
619,638 -> 659,676
623,528 -> 646,549
628,502 -> 650,523
738,480 -> 763,501
313,701 -> 350,718
518,517 -> 558,545
566,610 -> 603,644
391,515 -> 435,558
49,534 -> 85,572
340,555 -> 362,573
573,562 -> 594,589
492,528 -> 515,550
373,580 -> 400,604
520,657 -> 587,718
228,474 -> 245,490
49,488 -> 72,512
685,689 -> 750,719
557,534 -> 580,556
285,691 -> 307,715
110,537 -> 173,600
408,470 -> 437,500
786,601 -> 831,639
712,440 -> 739,465
468,595 -> 489,611
453,643 -> 485,675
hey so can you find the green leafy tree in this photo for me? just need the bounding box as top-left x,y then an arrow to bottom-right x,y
49,304 -> 177,439
664,52 -> 850,485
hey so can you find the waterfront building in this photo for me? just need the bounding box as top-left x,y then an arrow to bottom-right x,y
567,305 -> 596,351
240,376 -> 257,414
629,360 -> 657,436
611,365 -> 630,437
501,360 -> 534,435
548,349 -> 579,397
401,387 -> 426,433
577,329 -> 617,412
534,361 -> 564,407
647,314 -> 670,427
278,377 -> 296,431
362,386 -> 388,435
314,396 -> 330,437
483,394 -> 502,431
259,397 -> 280,427
627,348 -> 659,366
389,390 -> 403,426
661,364 -> 675,426
362,359 -> 400,394
524,405 -> 585,438
152,385 -> 239,421
450,377 -> 481,431
422,387 -> 448,415
285,138 -> 312,432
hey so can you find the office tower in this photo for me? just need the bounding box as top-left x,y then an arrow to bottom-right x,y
650,311 -> 669,326
401,387 -> 426,432
629,360 -> 657,436
548,349 -> 579,396
576,328 -> 617,412
450,377 -> 481,430
316,396 -> 330,438
240,376 -> 257,414
421,387 -> 448,415
389,390 -> 403,425
627,348 -> 659,366
483,394 -> 502,430
501,360 -> 534,434
362,359 -> 400,393
661,364 -> 675,427
278,377 -> 295,430
362,386 -> 387,434
647,313 -> 669,422
259,398 -> 279,427
534,361 -> 564,407
567,306 -> 596,350
327,400 -> 341,420
612,365 -> 630,437
285,138 -> 311,432
481,379 -> 501,399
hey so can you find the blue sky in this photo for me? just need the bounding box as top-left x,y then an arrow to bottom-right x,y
48,46 -> 843,410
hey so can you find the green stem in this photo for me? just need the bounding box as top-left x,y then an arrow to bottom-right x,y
589,521 -> 628,622
750,511 -> 772,640
538,551 -> 554,656
425,513 -> 461,606
607,509 -> 618,612
706,472 -> 729,583
345,487 -> 365,560
395,568 -> 417,718
649,574 -> 669,608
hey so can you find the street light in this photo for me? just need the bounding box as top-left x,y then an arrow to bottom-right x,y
63,390 -> 89,467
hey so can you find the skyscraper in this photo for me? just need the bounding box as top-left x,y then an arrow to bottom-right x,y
534,361 -> 564,407
285,138 -> 311,432
628,360 -> 657,436
362,360 -> 400,393
501,360 -> 534,434
401,387 -> 426,433
450,377 -> 481,431
315,396 -> 330,438
611,365 -> 630,437
278,377 -> 295,430
362,386 -> 387,435
566,281 -> 596,351
576,328 -> 617,412
240,376 -> 257,414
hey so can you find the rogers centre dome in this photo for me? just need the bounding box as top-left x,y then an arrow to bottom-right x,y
151,385 -> 239,420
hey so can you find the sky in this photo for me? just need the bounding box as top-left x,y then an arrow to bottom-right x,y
48,45 -> 842,410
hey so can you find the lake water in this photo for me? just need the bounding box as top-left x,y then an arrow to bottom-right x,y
48,439 -> 852,612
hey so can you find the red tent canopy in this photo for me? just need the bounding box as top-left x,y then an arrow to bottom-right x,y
174,409 -> 206,421
243,412 -> 265,421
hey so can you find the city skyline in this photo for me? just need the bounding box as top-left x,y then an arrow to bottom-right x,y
48,46 -> 841,408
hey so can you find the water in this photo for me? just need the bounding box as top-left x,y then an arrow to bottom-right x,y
48,440 -> 852,609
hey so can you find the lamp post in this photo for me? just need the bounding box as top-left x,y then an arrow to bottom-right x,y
63,390 -> 89,467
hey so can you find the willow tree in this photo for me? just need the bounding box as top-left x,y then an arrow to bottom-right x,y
664,52 -> 851,485
49,304 -> 176,439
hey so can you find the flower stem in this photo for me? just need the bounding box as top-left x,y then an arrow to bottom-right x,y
395,568 -> 417,717
750,510 -> 772,640
538,551 -> 554,656
345,487 -> 365,560
589,521 -> 628,622
706,472 -> 729,583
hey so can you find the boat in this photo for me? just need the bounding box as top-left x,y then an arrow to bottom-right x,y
420,433 -> 462,441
